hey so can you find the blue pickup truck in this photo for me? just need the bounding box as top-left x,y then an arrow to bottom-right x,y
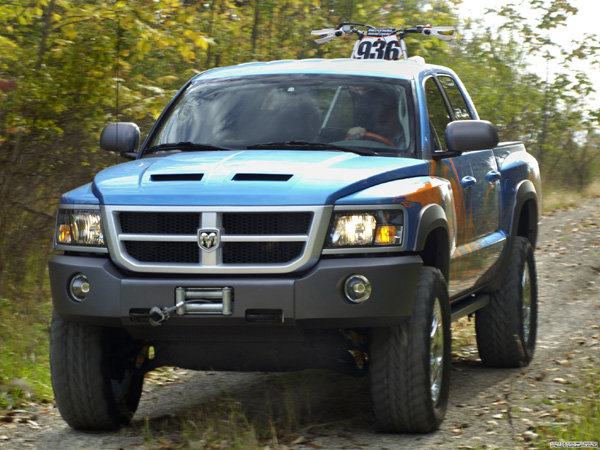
48,25 -> 541,433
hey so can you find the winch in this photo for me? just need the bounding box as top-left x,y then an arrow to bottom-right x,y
148,287 -> 233,326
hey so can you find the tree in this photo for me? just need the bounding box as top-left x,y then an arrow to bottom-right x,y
445,0 -> 600,186
0,0 -> 212,292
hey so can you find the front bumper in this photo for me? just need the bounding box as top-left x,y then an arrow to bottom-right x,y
49,253 -> 422,335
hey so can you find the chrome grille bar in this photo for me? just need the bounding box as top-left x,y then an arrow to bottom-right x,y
103,205 -> 331,274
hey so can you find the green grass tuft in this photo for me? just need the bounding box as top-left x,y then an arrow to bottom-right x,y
534,366 -> 600,446
0,266 -> 54,410
542,180 -> 600,212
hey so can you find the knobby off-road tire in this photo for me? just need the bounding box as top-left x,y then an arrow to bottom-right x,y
475,236 -> 538,367
50,313 -> 145,430
369,267 -> 451,433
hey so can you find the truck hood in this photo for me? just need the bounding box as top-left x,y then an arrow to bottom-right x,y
92,150 -> 429,206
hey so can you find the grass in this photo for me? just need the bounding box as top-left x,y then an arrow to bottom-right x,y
0,259 -> 54,410
178,393 -> 262,450
542,179 -> 600,212
451,316 -> 478,361
451,315 -> 599,448
0,299 -> 53,409
140,370 -> 370,449
534,366 -> 600,447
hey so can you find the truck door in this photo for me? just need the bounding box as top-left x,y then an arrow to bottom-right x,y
424,75 -> 502,297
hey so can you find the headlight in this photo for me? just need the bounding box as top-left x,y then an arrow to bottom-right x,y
326,209 -> 403,248
55,209 -> 105,247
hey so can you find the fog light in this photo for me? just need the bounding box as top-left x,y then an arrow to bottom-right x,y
344,274 -> 372,303
69,274 -> 90,302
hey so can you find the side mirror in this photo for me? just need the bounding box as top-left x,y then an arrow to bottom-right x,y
100,122 -> 140,158
445,120 -> 499,152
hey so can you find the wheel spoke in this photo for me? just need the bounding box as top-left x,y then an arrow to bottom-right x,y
430,298 -> 444,404
521,263 -> 532,343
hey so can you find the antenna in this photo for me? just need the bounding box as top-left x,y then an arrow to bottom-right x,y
115,18 -> 121,164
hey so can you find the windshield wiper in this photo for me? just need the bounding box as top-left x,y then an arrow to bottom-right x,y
145,142 -> 231,154
246,140 -> 380,156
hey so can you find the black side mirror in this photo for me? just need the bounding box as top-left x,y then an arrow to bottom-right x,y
445,120 -> 499,152
100,122 -> 140,159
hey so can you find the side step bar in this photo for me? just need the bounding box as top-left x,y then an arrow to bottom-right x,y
450,294 -> 490,322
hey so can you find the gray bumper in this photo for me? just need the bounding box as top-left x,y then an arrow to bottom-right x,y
49,254 -> 422,333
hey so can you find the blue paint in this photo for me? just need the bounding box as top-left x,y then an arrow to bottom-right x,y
83,150 -> 429,206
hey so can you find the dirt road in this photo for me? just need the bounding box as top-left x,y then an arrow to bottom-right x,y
1,198 -> 599,450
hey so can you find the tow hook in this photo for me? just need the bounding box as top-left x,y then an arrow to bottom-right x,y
149,302 -> 184,327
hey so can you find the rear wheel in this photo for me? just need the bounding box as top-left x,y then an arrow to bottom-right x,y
369,267 -> 451,432
475,236 -> 538,367
50,313 -> 145,430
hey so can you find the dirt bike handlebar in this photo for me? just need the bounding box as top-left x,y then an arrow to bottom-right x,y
311,23 -> 454,45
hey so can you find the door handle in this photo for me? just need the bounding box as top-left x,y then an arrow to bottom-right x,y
460,176 -> 476,189
486,170 -> 501,183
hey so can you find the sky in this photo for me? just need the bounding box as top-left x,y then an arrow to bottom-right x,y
456,0 -> 600,108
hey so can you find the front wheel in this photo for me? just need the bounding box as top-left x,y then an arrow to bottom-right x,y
50,313 -> 145,430
369,267 -> 451,433
475,236 -> 538,367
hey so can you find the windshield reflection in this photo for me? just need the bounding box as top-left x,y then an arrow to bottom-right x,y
147,74 -> 414,157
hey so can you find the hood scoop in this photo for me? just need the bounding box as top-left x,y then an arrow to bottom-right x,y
151,174 -> 204,182
233,173 -> 293,182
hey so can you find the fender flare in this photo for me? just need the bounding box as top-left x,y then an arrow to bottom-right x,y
512,179 -> 540,247
486,179 -> 539,292
415,204 -> 449,252
414,204 -> 450,280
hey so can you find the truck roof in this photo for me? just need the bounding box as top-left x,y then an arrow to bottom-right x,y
193,58 -> 442,82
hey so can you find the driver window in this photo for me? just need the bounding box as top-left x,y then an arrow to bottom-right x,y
438,76 -> 472,120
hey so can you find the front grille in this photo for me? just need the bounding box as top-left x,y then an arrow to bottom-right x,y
124,241 -> 200,263
223,212 -> 311,235
223,242 -> 305,264
105,207 -> 324,273
124,241 -> 305,264
119,212 -> 312,235
120,212 -> 200,235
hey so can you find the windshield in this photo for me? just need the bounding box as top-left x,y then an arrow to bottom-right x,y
146,74 -> 414,156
